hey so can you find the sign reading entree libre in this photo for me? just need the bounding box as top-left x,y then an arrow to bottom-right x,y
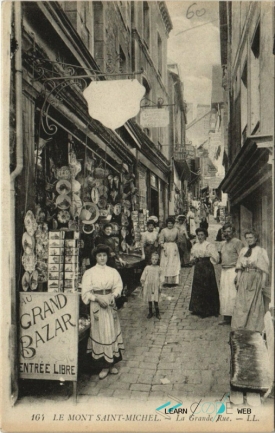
19,292 -> 79,381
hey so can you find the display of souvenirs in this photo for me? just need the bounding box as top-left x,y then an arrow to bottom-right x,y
79,202 -> 99,225
24,210 -> 38,237
22,252 -> 37,273
91,187 -> 99,204
55,194 -> 71,210
56,180 -> 71,195
63,236 -> 79,293
71,179 -> 81,193
47,231 -> 65,292
54,166 -> 71,181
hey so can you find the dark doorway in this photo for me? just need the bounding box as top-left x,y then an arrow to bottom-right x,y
150,188 -> 159,216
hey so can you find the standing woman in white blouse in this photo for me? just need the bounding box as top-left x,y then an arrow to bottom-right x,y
189,228 -> 220,318
81,244 -> 124,379
232,230 -> 269,332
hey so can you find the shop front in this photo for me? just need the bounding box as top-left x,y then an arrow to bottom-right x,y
8,1 -> 148,402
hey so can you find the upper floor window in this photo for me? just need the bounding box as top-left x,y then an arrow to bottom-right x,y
157,33 -> 163,76
143,2 -> 150,49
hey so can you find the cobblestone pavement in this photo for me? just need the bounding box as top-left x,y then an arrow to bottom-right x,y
77,217 -> 232,403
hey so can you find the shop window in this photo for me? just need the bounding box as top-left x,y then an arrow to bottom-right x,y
157,33 -> 163,76
143,2 -> 150,49
241,61 -> 248,144
250,23 -> 260,132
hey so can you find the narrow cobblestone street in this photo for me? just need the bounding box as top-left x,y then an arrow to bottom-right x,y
77,218 -> 232,404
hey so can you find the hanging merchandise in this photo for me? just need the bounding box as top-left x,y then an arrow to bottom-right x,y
71,179 -> 81,193
57,210 -> 71,224
55,194 -> 71,210
24,210 -> 38,237
22,252 -> 37,273
56,180 -> 72,195
94,164 -> 109,179
108,174 -> 114,189
55,166 -> 71,181
22,232 -> 35,255
113,175 -> 120,189
79,202 -> 99,224
91,187 -> 100,204
22,272 -> 31,292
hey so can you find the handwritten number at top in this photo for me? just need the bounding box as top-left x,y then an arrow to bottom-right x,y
186,3 -> 206,19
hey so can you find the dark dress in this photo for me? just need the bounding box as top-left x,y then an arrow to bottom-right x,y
189,241 -> 220,317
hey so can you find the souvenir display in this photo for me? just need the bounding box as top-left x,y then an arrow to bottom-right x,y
24,210 -> 38,237
22,232 -> 35,255
56,194 -> 71,210
55,166 -> 71,180
47,232 -> 65,292
64,237 -> 79,292
79,202 -> 99,224
22,272 -> 31,291
91,187 -> 100,204
22,252 -> 37,273
113,203 -> 122,216
108,174 -> 114,189
98,196 -> 107,209
94,166 -> 109,179
56,180 -> 72,195
30,270 -> 39,291
71,179 -> 81,193
57,210 -> 71,224
113,175 -> 120,189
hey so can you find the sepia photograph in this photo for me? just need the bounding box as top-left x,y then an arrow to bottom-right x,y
1,1 -> 274,432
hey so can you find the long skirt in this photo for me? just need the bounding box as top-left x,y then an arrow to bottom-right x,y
87,298 -> 124,369
160,242 -> 181,285
189,258 -> 220,317
219,267 -> 237,316
231,270 -> 264,332
144,243 -> 160,265
178,237 -> 190,266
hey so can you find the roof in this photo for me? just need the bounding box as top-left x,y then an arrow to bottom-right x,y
158,2 -> 173,34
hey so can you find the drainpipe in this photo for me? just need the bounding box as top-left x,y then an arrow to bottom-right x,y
10,1 -> 23,406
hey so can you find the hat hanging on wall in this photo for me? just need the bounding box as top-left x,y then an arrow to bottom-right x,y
79,202 -> 99,224
56,180 -> 72,195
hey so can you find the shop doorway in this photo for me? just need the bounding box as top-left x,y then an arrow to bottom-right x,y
150,188 -> 159,216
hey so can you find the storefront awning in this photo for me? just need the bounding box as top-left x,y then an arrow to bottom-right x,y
174,160 -> 191,181
218,135 -> 273,206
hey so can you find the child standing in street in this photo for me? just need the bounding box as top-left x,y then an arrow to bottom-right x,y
140,253 -> 164,319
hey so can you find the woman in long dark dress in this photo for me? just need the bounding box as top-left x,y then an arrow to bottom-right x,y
189,228 -> 220,317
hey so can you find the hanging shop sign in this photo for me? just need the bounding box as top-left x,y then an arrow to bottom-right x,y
140,107 -> 169,128
83,79 -> 145,130
19,292 -> 79,381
